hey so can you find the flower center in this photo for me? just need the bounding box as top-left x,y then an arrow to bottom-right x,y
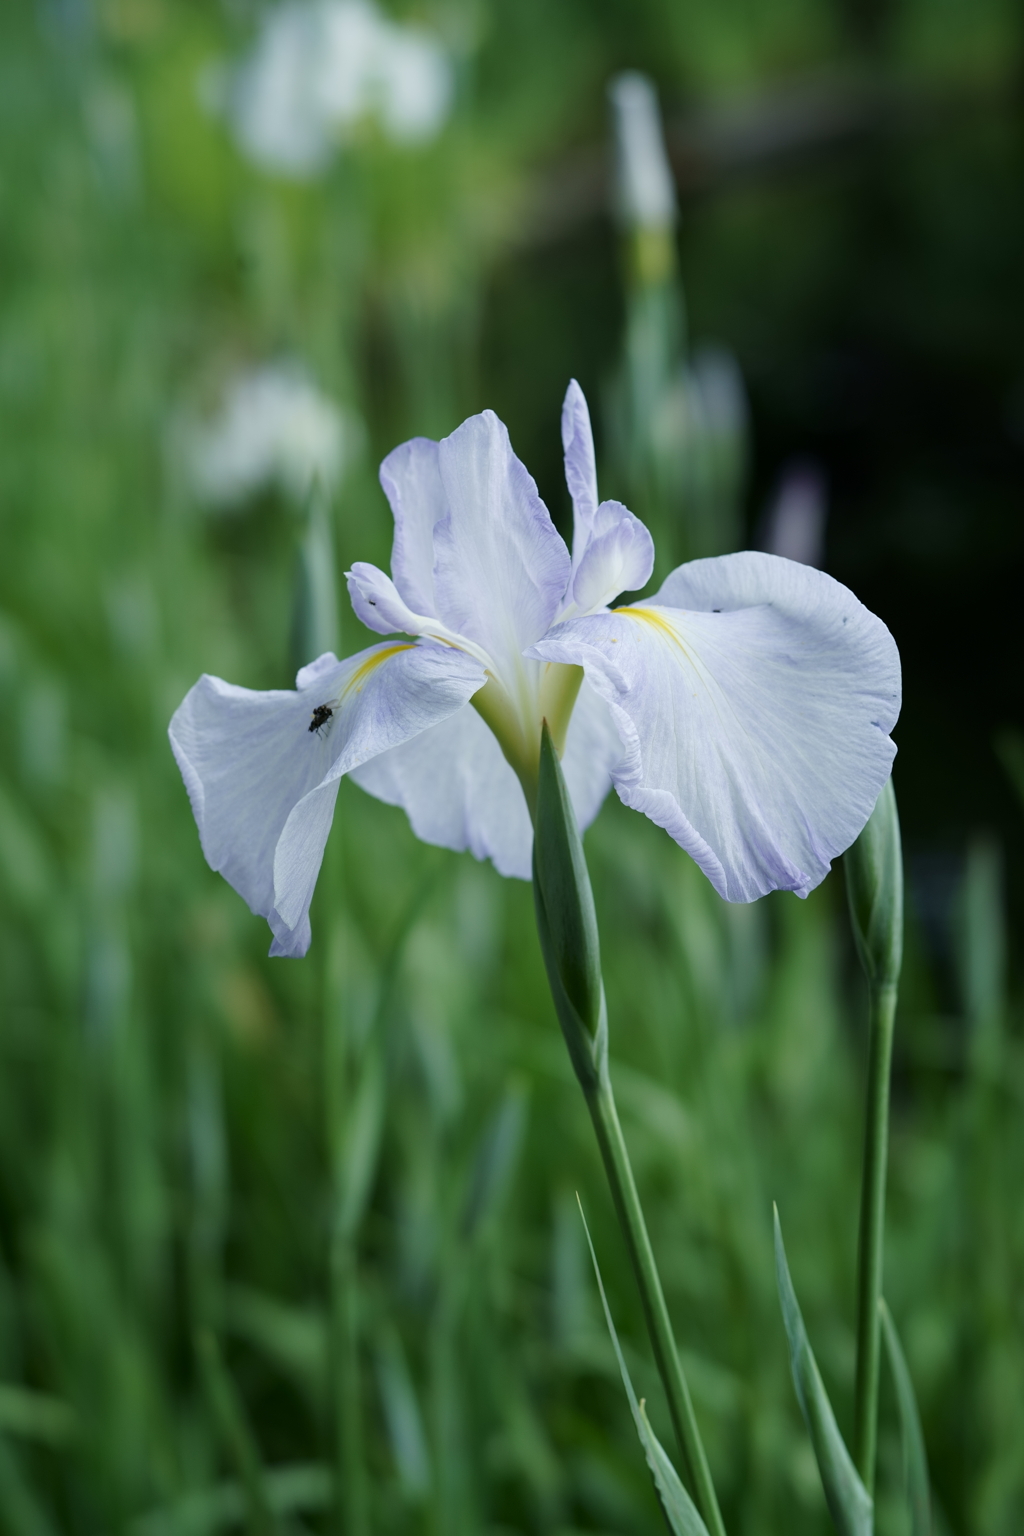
471,660 -> 583,815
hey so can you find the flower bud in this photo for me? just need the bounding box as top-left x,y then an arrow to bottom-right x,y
845,777 -> 903,990
608,72 -> 677,232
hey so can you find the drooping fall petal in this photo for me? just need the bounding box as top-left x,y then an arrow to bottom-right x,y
531,551 -> 900,901
350,678 -> 620,881
169,642 -> 485,955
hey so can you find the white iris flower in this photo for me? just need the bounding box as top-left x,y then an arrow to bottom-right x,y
186,363 -> 352,509
221,0 -> 454,179
170,382 -> 900,957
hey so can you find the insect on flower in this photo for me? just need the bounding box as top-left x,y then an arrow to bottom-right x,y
308,703 -> 334,735
170,380 -> 901,957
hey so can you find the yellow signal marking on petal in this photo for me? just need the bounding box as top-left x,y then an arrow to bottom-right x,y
342,643 -> 414,698
614,604 -> 712,686
615,605 -> 674,637
617,605 -> 737,721
614,604 -> 693,656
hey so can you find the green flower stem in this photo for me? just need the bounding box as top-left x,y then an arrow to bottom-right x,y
845,777 -> 903,1497
852,979 -> 897,1492
531,723 -> 725,1536
584,1067 -> 726,1536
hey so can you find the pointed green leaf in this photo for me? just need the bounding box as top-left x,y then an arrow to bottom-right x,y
578,1197 -> 710,1536
773,1208 -> 873,1536
879,1300 -> 931,1536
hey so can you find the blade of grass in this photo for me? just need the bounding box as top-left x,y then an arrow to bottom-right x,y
773,1207 -> 873,1536
879,1299 -> 931,1536
578,1196 -> 710,1536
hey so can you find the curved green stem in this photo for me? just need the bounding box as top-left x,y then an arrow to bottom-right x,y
585,1068 -> 726,1536
852,980 -> 897,1491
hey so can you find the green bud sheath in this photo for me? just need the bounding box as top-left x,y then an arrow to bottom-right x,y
845,776 -> 903,991
533,723 -> 604,1051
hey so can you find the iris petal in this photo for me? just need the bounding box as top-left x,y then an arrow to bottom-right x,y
560,676 -> 623,831
433,410 -> 571,678
530,551 -> 900,901
572,499 -> 655,613
350,678 -> 619,880
379,435 -> 446,616
561,378 -> 599,564
347,561 -> 429,636
351,703 -> 533,877
559,382 -> 655,613
169,642 -> 485,956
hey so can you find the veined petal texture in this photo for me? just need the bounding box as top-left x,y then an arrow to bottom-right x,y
561,378 -> 599,564
350,704 -> 534,877
572,499 -> 655,613
531,551 -> 901,902
433,410 -> 571,675
169,642 -> 485,956
559,382 -> 654,612
347,561 -> 429,636
560,675 -> 623,832
379,435 -> 445,616
350,678 -> 619,880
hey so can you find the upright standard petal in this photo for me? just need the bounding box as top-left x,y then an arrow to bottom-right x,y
561,378 -> 599,563
347,561 -> 431,637
169,641 -> 485,957
433,410 -> 571,676
531,551 -> 900,902
379,436 -> 446,616
571,499 -> 655,613
559,381 -> 654,613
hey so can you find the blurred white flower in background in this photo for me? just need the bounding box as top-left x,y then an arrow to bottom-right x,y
185,362 -> 356,509
209,0 -> 454,178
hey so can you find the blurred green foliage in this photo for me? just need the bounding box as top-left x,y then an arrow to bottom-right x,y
1,2 -> 1022,1534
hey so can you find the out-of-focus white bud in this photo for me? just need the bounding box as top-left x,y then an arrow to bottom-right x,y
761,459 -> 827,568
185,363 -> 358,509
216,0 -> 454,179
608,71 -> 677,231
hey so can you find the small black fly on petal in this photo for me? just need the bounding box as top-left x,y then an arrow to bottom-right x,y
309,704 -> 334,735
